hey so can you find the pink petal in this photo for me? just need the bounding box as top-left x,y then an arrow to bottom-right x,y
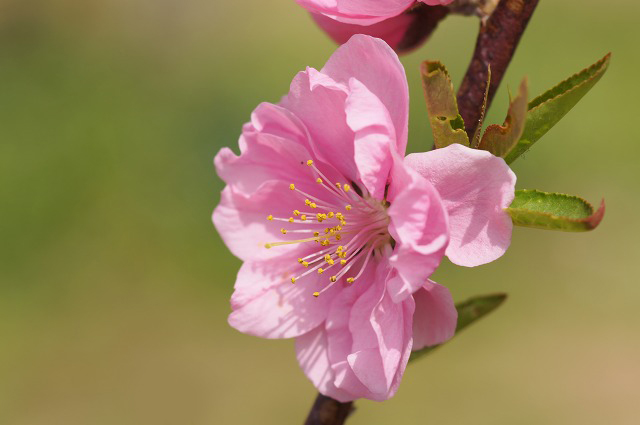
386,157 -> 449,302
215,103 -> 315,196
281,67 -> 360,183
405,144 -> 516,267
228,256 -> 342,339
296,0 -> 414,25
311,12 -> 413,52
346,262 -> 415,400
321,35 -> 409,156
346,78 -> 395,200
420,0 -> 454,5
213,182 -> 305,262
412,280 -> 457,350
296,326 -> 355,402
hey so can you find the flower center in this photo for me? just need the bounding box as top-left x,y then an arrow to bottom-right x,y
264,160 -> 391,297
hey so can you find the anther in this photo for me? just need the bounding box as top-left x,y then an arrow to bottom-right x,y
346,277 -> 355,284
345,205 -> 352,211
316,178 -> 323,184
293,210 -> 300,216
288,217 -> 294,223
291,277 -> 297,284
343,184 -> 351,192
307,160 -> 314,166
327,212 -> 335,218
313,292 -> 320,298
267,215 -> 274,221
305,199 -> 311,206
289,184 -> 296,190
281,228 -> 287,234
330,276 -> 337,282
264,243 -> 273,249
318,268 -> 324,274
340,260 -> 347,266
310,203 -> 317,209
300,215 -> 307,221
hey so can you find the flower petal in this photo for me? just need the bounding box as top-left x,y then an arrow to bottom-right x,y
346,262 -> 415,400
346,78 -> 395,200
295,326 -> 355,402
321,35 -> 409,155
386,157 -> 449,302
311,12 -> 413,52
405,144 -> 516,267
228,256 -> 342,339
281,67 -> 359,183
412,280 -> 457,350
296,0 -> 414,25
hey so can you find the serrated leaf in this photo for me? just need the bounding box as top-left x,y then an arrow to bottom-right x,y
409,293 -> 507,363
507,189 -> 605,231
421,61 -> 469,149
477,78 -> 528,157
505,53 -> 611,164
470,65 -> 492,148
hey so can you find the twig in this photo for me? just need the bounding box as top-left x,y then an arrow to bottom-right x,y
456,0 -> 540,138
304,394 -> 353,425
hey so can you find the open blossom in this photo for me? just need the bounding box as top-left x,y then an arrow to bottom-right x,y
214,35 -> 515,401
297,0 -> 454,52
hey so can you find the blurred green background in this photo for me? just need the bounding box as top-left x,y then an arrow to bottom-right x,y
1,0 -> 639,423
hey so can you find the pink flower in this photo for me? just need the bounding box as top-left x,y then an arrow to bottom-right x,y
297,0 -> 454,52
214,35 -> 516,401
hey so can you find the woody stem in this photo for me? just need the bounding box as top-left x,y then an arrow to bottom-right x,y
304,394 -> 354,425
456,0 -> 540,138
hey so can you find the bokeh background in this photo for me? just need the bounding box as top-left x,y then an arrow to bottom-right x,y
1,0 -> 639,423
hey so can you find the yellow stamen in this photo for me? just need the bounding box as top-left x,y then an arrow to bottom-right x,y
293,210 -> 300,216
305,199 -> 311,206
289,184 -> 296,190
335,183 -> 341,189
300,215 -> 307,221
330,276 -> 337,282
291,277 -> 296,284
316,178 -> 323,184
264,243 -> 273,249
343,184 -> 351,192
335,234 -> 342,241
313,232 -> 320,237
346,277 -> 355,284
281,228 -> 287,234
313,292 -> 320,297
327,259 -> 334,265
307,160 -> 314,166
310,203 -> 317,209
327,212 -> 335,218
340,259 -> 347,266
345,205 -> 352,211
298,258 -> 304,263
324,254 -> 331,262
302,261 -> 309,267
267,215 -> 274,221
321,239 -> 330,246
288,217 -> 294,223
318,268 -> 324,274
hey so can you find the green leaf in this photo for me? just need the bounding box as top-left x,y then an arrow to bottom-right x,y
409,293 -> 507,363
470,65 -> 492,148
507,189 -> 605,231
505,53 -> 611,164
477,78 -> 529,157
421,61 -> 469,149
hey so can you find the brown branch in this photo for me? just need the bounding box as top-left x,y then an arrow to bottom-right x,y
397,5 -> 449,53
456,0 -> 540,138
304,394 -> 353,425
